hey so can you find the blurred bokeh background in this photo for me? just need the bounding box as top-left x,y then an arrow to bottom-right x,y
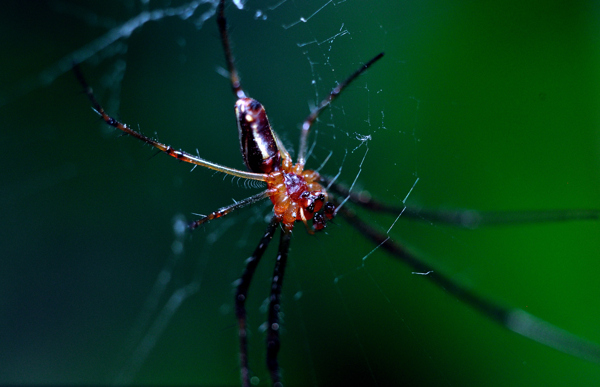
1,0 -> 600,385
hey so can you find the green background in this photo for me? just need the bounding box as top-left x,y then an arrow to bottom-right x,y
1,0 -> 600,385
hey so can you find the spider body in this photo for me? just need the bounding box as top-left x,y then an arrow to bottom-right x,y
235,96 -> 331,231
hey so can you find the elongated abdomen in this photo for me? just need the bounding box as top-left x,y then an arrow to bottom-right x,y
235,98 -> 281,174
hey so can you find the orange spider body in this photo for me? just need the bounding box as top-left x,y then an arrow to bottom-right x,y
236,97 -> 331,231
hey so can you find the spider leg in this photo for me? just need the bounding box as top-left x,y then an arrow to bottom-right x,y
336,203 -> 600,364
325,177 -> 600,228
408,208 -> 600,228
297,52 -> 384,167
189,191 -> 269,229
72,65 -> 264,182
235,217 -> 279,387
217,0 -> 246,99
266,228 -> 292,386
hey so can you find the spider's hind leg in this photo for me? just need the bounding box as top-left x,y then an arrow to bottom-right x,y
266,228 -> 292,386
235,217 -> 279,387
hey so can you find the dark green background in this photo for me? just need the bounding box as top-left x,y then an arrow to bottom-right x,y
1,0 -> 600,385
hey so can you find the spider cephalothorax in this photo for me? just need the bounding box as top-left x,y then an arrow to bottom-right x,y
265,166 -> 332,231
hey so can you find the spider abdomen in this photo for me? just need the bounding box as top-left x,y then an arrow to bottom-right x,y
235,97 -> 281,174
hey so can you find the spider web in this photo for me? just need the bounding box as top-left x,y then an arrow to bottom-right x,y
2,1 -> 600,386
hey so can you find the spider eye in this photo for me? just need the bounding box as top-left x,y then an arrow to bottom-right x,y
324,202 -> 336,219
312,212 -> 326,231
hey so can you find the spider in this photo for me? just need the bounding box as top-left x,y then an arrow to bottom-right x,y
74,0 -> 600,385
74,0 -> 381,384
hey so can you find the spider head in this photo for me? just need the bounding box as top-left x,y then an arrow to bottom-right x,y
300,191 -> 325,214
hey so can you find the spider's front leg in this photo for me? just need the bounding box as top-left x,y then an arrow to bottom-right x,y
336,201 -> 600,366
324,176 -> 600,228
